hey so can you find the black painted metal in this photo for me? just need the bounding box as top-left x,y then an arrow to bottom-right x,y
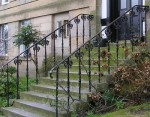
6,64 -> 9,107
49,5 -> 149,116
0,5 -> 149,116
1,14 -> 92,107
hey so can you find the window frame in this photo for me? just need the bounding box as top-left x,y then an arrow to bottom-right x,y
2,0 -> 9,5
0,24 -> 8,55
56,20 -> 69,39
19,20 -> 31,56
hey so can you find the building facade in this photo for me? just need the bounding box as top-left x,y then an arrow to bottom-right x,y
0,0 -> 100,76
0,0 -> 149,75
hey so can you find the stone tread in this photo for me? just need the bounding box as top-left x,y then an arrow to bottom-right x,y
2,107 -> 42,117
14,100 -> 56,112
31,84 -> 90,93
41,78 -> 90,83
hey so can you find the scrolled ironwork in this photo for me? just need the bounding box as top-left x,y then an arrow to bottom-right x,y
40,39 -> 49,46
74,18 -> 80,24
81,14 -> 86,20
33,45 -> 40,52
67,23 -> 73,29
14,59 -> 22,65
51,33 -> 58,39
129,10 -> 135,16
105,28 -> 112,37
87,15 -> 94,21
23,51 -> 31,58
113,21 -> 121,29
75,51 -> 84,59
144,6 -> 149,13
85,43 -> 93,51
120,15 -> 128,23
60,28 -> 66,34
64,60 -> 73,68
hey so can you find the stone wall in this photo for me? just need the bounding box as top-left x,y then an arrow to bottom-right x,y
0,0 -> 98,77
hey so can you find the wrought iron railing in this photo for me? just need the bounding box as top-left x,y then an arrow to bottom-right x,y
49,5 -> 149,116
1,14 -> 95,106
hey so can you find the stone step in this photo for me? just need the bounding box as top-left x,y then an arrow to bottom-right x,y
30,84 -> 89,97
13,100 -> 68,117
20,91 -> 81,110
39,78 -> 91,87
20,91 -> 56,104
2,107 -> 41,117
51,71 -> 112,81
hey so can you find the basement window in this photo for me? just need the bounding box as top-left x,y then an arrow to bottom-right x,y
2,0 -> 9,5
57,20 -> 69,38
0,24 -> 8,56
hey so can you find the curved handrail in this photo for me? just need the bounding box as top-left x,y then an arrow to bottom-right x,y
49,5 -> 149,74
1,13 -> 91,68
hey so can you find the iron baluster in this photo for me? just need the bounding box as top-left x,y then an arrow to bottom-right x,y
67,58 -> 70,113
16,57 -> 20,99
26,49 -> 29,91
36,44 -> 38,84
98,35 -> 101,83
116,29 -> 119,67
88,44 -> 91,92
78,49 -> 82,100
33,44 -> 40,84
140,7 -> 142,41
6,64 -> 9,106
107,39 -> 111,76
61,27 -> 64,60
131,8 -> 134,52
81,14 -> 86,44
68,23 -> 73,54
74,16 -> 80,48
44,38 -> 48,77
52,32 -> 56,65
56,67 -> 59,117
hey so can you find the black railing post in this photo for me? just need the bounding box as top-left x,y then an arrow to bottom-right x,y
16,57 -> 20,99
87,15 -> 92,92
67,58 -> 70,113
33,44 -> 40,84
44,38 -> 48,77
98,35 -> 101,83
61,27 -> 64,60
6,64 -> 9,106
52,32 -> 56,65
26,50 -> 29,91
78,49 -> 82,100
74,16 -> 80,49
68,22 -> 73,54
81,14 -> 86,44
56,67 -> 59,117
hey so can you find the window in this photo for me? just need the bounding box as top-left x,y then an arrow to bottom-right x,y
57,21 -> 62,37
19,20 -> 30,55
64,20 -> 69,38
2,0 -> 9,5
101,0 -> 107,19
57,20 -> 69,38
121,0 -> 126,9
0,24 -> 8,55
132,0 -> 139,6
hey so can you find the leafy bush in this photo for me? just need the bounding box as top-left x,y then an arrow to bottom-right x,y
40,55 -> 61,76
111,43 -> 150,102
0,66 -> 35,107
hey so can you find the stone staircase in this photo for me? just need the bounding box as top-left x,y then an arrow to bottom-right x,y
1,5 -> 149,117
1,41 -> 134,117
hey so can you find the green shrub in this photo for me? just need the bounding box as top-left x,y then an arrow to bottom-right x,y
0,66 -> 35,107
40,55 -> 61,76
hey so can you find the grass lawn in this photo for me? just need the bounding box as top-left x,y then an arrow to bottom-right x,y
90,102 -> 150,117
